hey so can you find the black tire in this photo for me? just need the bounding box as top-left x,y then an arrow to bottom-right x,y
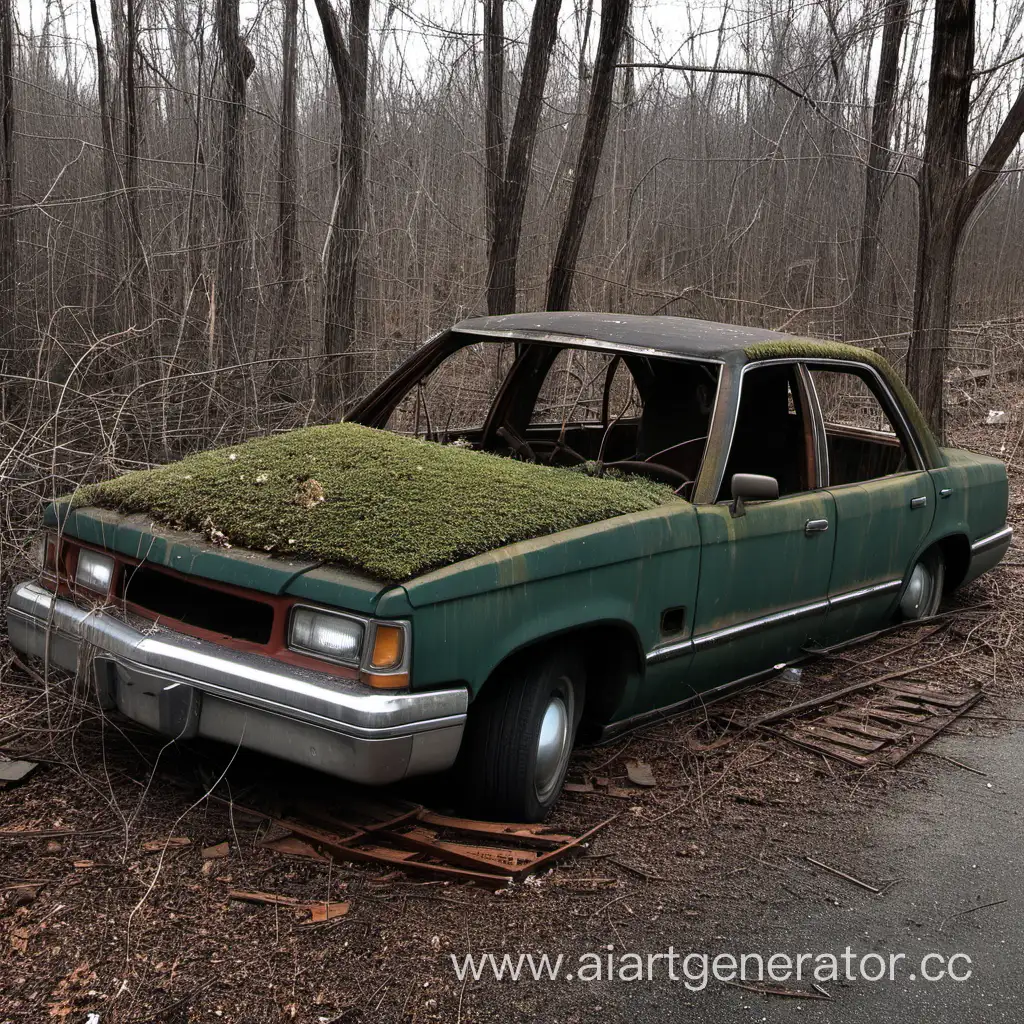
459,647 -> 584,822
898,548 -> 945,621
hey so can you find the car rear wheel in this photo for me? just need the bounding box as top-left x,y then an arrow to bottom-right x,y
899,549 -> 944,620
459,648 -> 584,822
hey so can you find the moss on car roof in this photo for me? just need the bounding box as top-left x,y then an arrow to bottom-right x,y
70,423 -> 681,582
744,338 -> 941,466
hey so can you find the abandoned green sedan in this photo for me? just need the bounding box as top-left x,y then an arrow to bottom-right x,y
8,314 -> 1013,820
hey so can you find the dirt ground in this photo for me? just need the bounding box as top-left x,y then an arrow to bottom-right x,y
1,406 -> 1021,1024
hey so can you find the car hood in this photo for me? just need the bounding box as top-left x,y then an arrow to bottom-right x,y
44,505 -> 390,614
59,422 -> 681,583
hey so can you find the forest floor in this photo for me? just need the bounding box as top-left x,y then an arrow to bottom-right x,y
1,395 -> 1022,1024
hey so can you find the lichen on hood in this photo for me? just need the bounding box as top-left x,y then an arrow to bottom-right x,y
70,422 -> 682,581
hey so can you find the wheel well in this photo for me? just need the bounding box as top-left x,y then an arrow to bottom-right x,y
937,534 -> 971,592
476,624 -> 643,742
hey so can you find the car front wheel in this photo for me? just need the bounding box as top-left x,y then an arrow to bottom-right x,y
459,648 -> 584,822
899,548 -> 945,620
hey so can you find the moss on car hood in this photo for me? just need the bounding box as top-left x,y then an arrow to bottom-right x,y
71,423 -> 681,582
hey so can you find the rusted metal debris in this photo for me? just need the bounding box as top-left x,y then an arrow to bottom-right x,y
212,794 -> 614,886
229,889 -> 350,923
757,677 -> 982,768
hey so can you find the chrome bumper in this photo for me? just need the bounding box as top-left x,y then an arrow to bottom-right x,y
964,525 -> 1013,587
6,581 -> 468,785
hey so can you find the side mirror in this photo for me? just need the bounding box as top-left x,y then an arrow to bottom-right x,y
730,473 -> 779,518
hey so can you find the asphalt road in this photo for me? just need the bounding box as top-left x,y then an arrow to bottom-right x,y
479,724 -> 1024,1023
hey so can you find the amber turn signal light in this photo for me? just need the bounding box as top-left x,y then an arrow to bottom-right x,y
370,624 -> 404,670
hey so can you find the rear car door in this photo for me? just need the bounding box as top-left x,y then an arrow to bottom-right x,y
687,362 -> 836,695
805,363 -> 936,640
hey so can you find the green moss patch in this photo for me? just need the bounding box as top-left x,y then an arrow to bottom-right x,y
71,423 -> 680,582
744,339 -> 941,466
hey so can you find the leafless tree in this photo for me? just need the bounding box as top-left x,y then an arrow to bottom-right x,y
546,0 -> 631,310
906,0 -> 1024,438
0,0 -> 13,330
90,0 -> 118,299
485,0 -> 561,315
313,0 -> 370,414
278,0 -> 300,331
850,0 -> 910,331
216,0 -> 254,356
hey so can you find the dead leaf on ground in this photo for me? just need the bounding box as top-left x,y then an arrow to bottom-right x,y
563,781 -> 595,794
625,761 -> 657,788
72,860 -> 95,871
10,925 -> 33,953
202,841 -> 230,860
142,836 -> 192,853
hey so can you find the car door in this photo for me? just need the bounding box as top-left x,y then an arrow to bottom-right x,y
686,362 -> 836,696
805,363 -> 936,641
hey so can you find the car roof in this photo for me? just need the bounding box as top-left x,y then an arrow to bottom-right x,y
451,312 -> 799,363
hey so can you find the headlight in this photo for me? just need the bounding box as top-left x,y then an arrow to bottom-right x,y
289,607 -> 364,665
75,549 -> 114,595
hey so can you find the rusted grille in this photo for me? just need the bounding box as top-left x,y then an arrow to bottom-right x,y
119,563 -> 275,645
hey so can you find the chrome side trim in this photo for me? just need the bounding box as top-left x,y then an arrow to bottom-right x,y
645,578 -> 903,664
691,599 -> 829,651
827,578 -> 904,607
646,637 -> 695,666
972,525 -> 1013,555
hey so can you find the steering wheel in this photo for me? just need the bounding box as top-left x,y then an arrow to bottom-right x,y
604,459 -> 692,489
530,439 -> 588,466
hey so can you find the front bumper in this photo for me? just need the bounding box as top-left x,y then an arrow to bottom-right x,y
6,581 -> 468,785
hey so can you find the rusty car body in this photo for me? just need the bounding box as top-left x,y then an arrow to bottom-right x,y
7,313 -> 1013,820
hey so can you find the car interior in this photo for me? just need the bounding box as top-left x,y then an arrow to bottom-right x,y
380,338 -> 915,500
384,339 -> 720,495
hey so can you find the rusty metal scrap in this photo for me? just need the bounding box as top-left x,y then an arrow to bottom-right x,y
758,678 -> 982,768
212,794 -> 613,885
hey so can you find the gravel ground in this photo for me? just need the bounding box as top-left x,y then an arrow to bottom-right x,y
1,405 -> 1021,1024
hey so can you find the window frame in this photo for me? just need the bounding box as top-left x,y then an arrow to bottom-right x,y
703,358 -> 822,504
801,359 -> 927,488
704,356 -> 930,506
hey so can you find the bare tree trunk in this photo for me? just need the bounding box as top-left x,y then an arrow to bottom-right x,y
850,0 -> 909,333
216,0 -> 252,358
483,0 -> 505,263
312,0 -> 369,415
0,0 -> 14,331
278,0 -> 299,330
906,0 -> 1024,440
90,0 -> 118,299
485,0 -> 561,315
546,0 -> 630,311
123,0 -> 143,273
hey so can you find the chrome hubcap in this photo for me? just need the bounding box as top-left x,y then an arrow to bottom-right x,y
535,695 -> 570,801
900,562 -> 932,619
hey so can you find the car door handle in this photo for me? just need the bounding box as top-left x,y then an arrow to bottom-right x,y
910,496 -> 928,509
804,518 -> 829,534
939,488 -> 953,499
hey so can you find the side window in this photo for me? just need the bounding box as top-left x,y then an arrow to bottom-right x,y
385,341 -> 516,441
808,368 -> 913,485
719,364 -> 813,500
